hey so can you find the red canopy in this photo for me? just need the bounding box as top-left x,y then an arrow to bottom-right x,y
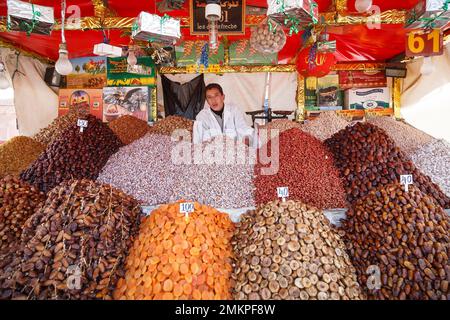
0,0 -> 424,62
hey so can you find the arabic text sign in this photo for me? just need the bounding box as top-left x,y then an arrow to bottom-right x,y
190,0 -> 245,35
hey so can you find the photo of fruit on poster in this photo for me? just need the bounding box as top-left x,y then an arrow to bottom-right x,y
66,56 -> 107,89
58,89 -> 103,120
103,87 -> 149,123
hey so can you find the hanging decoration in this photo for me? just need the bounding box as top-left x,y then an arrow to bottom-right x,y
317,33 -> 336,53
199,43 -> 209,69
267,0 -> 319,35
296,46 -> 336,78
6,0 -> 54,36
132,12 -> 181,45
250,18 -> 286,54
405,0 -> 450,30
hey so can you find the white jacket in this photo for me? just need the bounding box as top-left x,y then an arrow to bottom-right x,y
193,103 -> 254,145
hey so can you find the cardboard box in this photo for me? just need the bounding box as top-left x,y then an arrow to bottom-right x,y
58,89 -> 103,120
103,87 -> 149,123
345,87 -> 390,110
66,57 -> 107,89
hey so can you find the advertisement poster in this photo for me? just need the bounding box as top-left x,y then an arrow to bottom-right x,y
58,89 -> 103,120
103,87 -> 149,123
229,40 -> 277,65
317,75 -> 343,111
175,41 -> 225,67
339,70 -> 387,89
305,77 -> 317,111
66,57 -> 107,89
107,57 -> 156,86
345,87 -> 390,110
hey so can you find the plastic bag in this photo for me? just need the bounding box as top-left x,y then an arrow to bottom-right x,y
250,18 -> 286,54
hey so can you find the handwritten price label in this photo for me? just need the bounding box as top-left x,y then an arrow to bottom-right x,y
277,187 -> 289,202
180,202 -> 195,220
77,119 -> 88,133
400,175 -> 414,192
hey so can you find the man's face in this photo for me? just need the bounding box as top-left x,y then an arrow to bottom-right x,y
206,88 -> 225,112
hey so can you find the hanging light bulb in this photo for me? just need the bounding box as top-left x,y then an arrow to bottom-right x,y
55,43 -> 73,75
0,62 -> 10,89
355,0 -> 373,13
55,0 -> 73,75
205,1 -> 221,50
127,49 -> 137,66
420,56 -> 435,76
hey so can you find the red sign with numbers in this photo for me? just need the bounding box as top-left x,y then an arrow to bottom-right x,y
406,29 -> 444,57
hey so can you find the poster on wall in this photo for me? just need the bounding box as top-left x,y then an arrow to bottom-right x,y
229,40 -> 278,65
190,0 -> 245,35
66,57 -> 107,89
339,70 -> 387,89
317,75 -> 343,111
58,89 -> 103,120
175,41 -> 225,66
103,87 -> 149,123
107,57 -> 156,86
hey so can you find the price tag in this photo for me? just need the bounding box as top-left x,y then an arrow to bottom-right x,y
277,187 -> 289,202
77,119 -> 88,133
180,202 -> 195,220
406,29 -> 443,57
400,175 -> 413,192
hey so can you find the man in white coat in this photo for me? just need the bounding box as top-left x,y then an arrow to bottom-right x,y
193,83 -> 254,145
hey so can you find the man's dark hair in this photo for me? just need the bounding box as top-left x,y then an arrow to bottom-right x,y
205,83 -> 224,95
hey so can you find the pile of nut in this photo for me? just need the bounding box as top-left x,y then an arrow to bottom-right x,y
21,114 -> 123,193
254,128 -> 347,210
114,202 -> 234,300
0,136 -> 45,178
368,116 -> 434,156
250,20 -> 286,54
148,115 -> 193,137
411,139 -> 450,197
33,109 -> 86,146
325,122 -> 450,208
0,179 -> 142,300
341,183 -> 449,300
97,134 -> 180,206
170,136 -> 256,209
231,200 -> 363,300
108,115 -> 150,145
301,112 -> 350,141
0,176 -> 45,255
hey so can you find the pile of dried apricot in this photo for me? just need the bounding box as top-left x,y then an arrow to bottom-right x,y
114,202 -> 234,300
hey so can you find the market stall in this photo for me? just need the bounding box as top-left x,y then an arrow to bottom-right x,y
0,0 -> 449,302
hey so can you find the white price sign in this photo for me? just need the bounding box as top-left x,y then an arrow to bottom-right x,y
400,175 -> 413,192
180,202 -> 195,219
77,119 -> 88,132
277,187 -> 289,202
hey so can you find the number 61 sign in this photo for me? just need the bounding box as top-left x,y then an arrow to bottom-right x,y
406,29 -> 443,57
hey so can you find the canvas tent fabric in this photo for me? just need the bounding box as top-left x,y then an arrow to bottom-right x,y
401,43 -> 450,143
1,48 -> 57,137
